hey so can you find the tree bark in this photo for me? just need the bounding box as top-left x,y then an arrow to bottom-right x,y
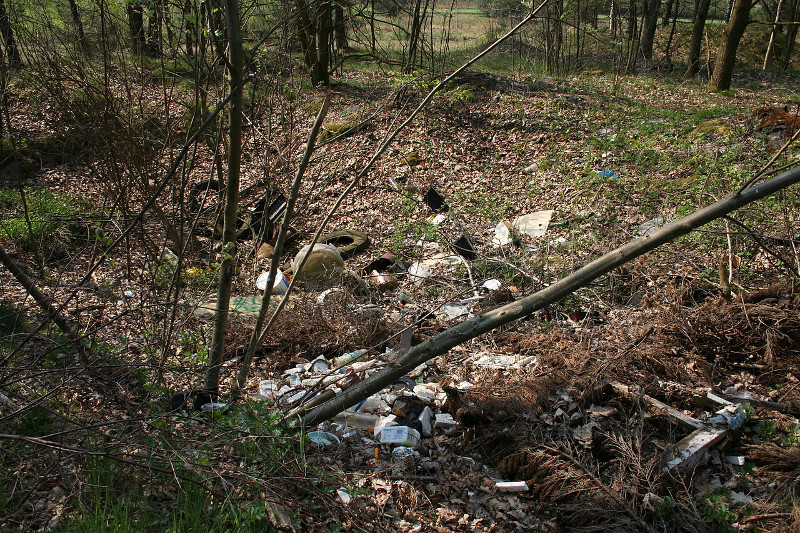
405,0 -> 426,73
184,0 -> 195,57
302,165 -> 800,426
294,0 -> 332,86
662,0 -> 674,25
664,0 -> 680,63
334,3 -> 348,51
127,1 -> 146,54
781,0 -> 799,68
0,0 -> 21,67
147,0 -> 164,57
763,0 -> 782,68
625,0 -> 639,71
685,0 -> 711,77
314,1 -> 332,85
204,0 -> 243,392
640,0 -> 662,60
710,0 -> 752,90
67,0 -> 89,53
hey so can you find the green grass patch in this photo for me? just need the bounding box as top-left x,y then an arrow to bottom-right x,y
0,188 -> 83,249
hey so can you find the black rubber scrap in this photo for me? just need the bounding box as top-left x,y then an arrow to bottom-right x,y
317,229 -> 370,259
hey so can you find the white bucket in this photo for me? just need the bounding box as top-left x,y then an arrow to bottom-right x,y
256,268 -> 290,294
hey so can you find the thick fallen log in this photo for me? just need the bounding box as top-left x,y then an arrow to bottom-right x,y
302,165 -> 800,426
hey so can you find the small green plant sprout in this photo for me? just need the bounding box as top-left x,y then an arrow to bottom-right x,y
700,492 -> 737,533
443,86 -> 475,106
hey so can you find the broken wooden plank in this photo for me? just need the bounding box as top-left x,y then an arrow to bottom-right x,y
610,382 -> 704,430
665,427 -> 729,471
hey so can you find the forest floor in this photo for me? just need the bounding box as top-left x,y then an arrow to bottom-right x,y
2,61 -> 800,532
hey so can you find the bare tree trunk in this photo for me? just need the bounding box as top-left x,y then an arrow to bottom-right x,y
545,0 -> 563,73
127,1 -> 146,54
710,0 -> 752,90
302,165 -> 800,426
625,0 -> 639,71
204,0 -> 243,392
370,0 -> 376,52
147,0 -> 164,57
763,0 -> 784,69
685,0 -> 711,77
0,246 -> 90,364
67,0 -> 89,53
0,0 -> 21,67
314,1 -> 332,85
334,3 -> 348,51
781,0 -> 799,68
295,0 -> 332,85
184,0 -> 195,57
640,0 -> 662,60
610,0 -> 618,37
662,0 -> 675,25
405,0 -> 429,73
664,0 -> 680,63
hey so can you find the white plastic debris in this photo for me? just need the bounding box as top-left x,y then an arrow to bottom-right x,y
428,213 -> 447,225
637,217 -> 665,236
412,383 -> 447,405
354,395 -> 379,413
374,414 -> 399,438
408,262 -> 431,285
514,211 -> 554,238
493,210 -> 554,245
522,163 -> 538,174
392,446 -> 419,460
307,431 -> 341,447
442,302 -> 470,319
200,402 -> 227,412
337,488 -> 353,504
123,290 -> 135,298
470,353 -> 517,368
435,413 -> 458,429
482,278 -> 502,291
419,406 -> 434,437
723,385 -> 754,400
160,247 -> 178,263
310,355 -> 329,373
379,426 -> 420,447
258,379 -> 279,398
496,481 -> 529,492
725,456 -> 746,466
333,411 -> 380,431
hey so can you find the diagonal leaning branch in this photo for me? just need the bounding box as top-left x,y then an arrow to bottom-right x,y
302,164 -> 800,426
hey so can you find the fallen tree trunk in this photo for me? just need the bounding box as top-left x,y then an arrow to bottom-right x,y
0,246 -> 91,364
302,165 -> 800,426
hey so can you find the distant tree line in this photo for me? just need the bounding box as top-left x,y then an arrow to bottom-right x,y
0,0 -> 796,97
